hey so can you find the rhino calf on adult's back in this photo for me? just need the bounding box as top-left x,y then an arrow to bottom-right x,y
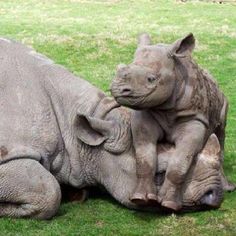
111,33 -> 235,211
0,37 -> 225,219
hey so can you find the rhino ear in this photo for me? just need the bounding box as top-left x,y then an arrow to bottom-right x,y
75,114 -> 113,146
202,134 -> 221,158
138,33 -> 152,46
170,33 -> 195,58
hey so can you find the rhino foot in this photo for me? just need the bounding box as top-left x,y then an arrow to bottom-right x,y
131,192 -> 147,205
161,200 -> 182,211
159,179 -> 182,211
130,180 -> 159,205
131,192 -> 159,205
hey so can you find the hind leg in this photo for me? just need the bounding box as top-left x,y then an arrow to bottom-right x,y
0,159 -> 61,219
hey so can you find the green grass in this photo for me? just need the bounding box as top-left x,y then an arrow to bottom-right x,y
0,0 -> 236,235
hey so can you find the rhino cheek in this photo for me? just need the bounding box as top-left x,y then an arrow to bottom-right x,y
145,79 -> 175,106
183,182 -> 202,204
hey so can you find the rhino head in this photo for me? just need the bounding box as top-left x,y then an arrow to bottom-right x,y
107,133 -> 223,211
77,110 -> 223,212
111,33 -> 195,108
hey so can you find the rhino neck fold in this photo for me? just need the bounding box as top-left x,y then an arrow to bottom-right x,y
154,58 -> 196,112
40,69 -> 102,186
174,58 -> 196,111
76,143 -> 101,187
92,96 -> 120,119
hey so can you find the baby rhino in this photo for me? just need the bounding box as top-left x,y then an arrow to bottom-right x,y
111,33 -> 234,211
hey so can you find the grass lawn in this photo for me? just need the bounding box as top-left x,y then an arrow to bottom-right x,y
0,0 -> 236,235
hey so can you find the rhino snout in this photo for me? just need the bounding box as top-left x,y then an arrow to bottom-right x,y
116,64 -> 131,80
111,86 -> 132,97
119,86 -> 132,96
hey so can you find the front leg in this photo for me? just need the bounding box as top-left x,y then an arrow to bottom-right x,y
159,120 -> 206,211
131,111 -> 163,205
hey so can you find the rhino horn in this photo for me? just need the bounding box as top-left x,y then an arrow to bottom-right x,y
138,33 -> 152,46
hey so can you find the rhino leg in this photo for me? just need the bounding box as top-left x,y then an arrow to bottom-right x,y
130,111 -> 163,205
0,159 -> 61,219
159,120 -> 206,211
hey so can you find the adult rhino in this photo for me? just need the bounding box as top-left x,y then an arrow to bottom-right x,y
0,38 -> 223,219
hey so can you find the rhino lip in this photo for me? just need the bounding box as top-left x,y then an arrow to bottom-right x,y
112,85 -> 157,101
115,96 -> 146,107
114,92 -> 150,100
115,95 -> 136,99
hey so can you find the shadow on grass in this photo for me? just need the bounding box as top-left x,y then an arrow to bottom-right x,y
60,185 -> 220,221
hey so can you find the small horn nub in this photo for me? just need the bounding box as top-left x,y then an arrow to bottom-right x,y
138,33 -> 151,46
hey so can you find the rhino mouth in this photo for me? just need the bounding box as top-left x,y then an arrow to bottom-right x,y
115,96 -> 147,109
111,82 -> 158,109
113,90 -> 157,109
111,82 -> 156,100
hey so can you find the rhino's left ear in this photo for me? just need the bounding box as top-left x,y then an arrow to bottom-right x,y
75,114 -> 113,146
169,33 -> 195,58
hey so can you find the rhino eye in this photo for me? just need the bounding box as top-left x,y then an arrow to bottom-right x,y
147,76 -> 157,83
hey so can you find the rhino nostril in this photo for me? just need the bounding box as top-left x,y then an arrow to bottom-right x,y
206,190 -> 214,195
119,72 -> 129,80
121,88 -> 132,95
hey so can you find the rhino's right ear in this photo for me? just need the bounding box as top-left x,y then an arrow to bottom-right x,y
202,134 -> 221,159
138,33 -> 152,46
75,114 -> 113,146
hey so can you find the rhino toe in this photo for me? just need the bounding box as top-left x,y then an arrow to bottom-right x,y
130,192 -> 148,205
161,200 -> 182,211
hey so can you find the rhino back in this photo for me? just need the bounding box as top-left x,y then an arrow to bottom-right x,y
0,38 -> 114,187
0,39 -> 63,165
175,59 -> 225,130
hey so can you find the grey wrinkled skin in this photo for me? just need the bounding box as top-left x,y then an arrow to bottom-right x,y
0,38 -> 223,219
111,33 -> 235,211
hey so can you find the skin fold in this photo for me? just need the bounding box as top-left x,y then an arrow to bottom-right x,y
111,33 -> 235,211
